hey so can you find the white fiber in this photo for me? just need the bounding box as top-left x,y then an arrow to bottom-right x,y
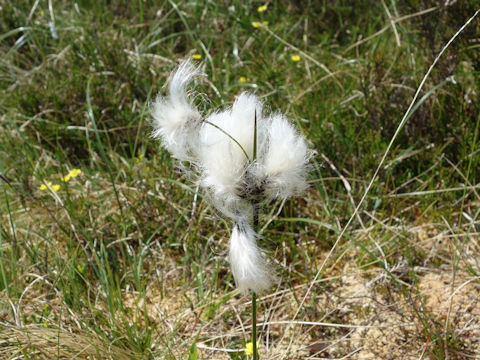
197,93 -> 263,206
260,114 -> 311,198
151,59 -> 202,161
229,221 -> 272,294
151,60 -> 312,294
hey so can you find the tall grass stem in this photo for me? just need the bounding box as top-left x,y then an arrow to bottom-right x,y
252,109 -> 259,360
252,290 -> 257,360
252,203 -> 259,359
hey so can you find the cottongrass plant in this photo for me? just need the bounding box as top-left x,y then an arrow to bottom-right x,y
151,59 -> 311,358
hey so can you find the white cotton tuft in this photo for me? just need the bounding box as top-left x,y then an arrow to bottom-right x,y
150,62 -> 312,295
150,59 -> 202,161
197,92 -> 264,208
229,221 -> 272,294
260,114 -> 311,198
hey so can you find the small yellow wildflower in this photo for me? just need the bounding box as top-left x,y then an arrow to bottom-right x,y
63,168 -> 82,182
245,342 -> 259,355
39,181 -> 52,191
70,169 -> 82,177
192,53 -> 202,60
239,76 -> 247,83
51,184 -> 60,192
257,5 -> 267,13
252,21 -> 268,28
291,54 -> 301,62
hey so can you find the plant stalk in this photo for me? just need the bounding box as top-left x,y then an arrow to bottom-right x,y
252,202 -> 259,360
252,290 -> 257,360
252,109 -> 259,360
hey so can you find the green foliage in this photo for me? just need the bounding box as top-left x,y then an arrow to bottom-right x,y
0,0 -> 479,358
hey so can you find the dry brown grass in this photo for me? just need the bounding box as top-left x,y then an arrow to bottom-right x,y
0,326 -> 137,360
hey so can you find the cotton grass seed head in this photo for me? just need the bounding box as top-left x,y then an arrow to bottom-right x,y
151,59 -> 202,162
229,221 -> 272,294
258,113 -> 312,198
151,59 -> 311,293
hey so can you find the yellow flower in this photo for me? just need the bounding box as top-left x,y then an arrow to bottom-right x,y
291,54 -> 301,62
70,169 -> 82,177
63,168 -> 82,182
245,341 -> 259,355
245,342 -> 253,355
239,76 -> 247,83
252,21 -> 268,28
39,181 -> 60,191
192,53 -> 202,60
257,5 -> 267,13
39,181 -> 52,191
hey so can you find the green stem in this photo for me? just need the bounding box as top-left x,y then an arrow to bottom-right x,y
252,291 -> 257,360
252,108 -> 259,360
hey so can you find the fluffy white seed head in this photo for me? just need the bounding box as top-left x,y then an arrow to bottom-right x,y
151,59 -> 202,161
151,61 -> 311,294
229,221 -> 273,294
259,114 -> 311,198
197,93 -> 264,211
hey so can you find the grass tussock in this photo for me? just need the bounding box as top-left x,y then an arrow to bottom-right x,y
0,326 -> 136,360
1,1 -> 480,359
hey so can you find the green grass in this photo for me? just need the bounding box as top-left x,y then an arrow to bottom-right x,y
1,1 -> 480,359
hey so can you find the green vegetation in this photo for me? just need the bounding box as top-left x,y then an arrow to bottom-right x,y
1,1 -> 479,359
